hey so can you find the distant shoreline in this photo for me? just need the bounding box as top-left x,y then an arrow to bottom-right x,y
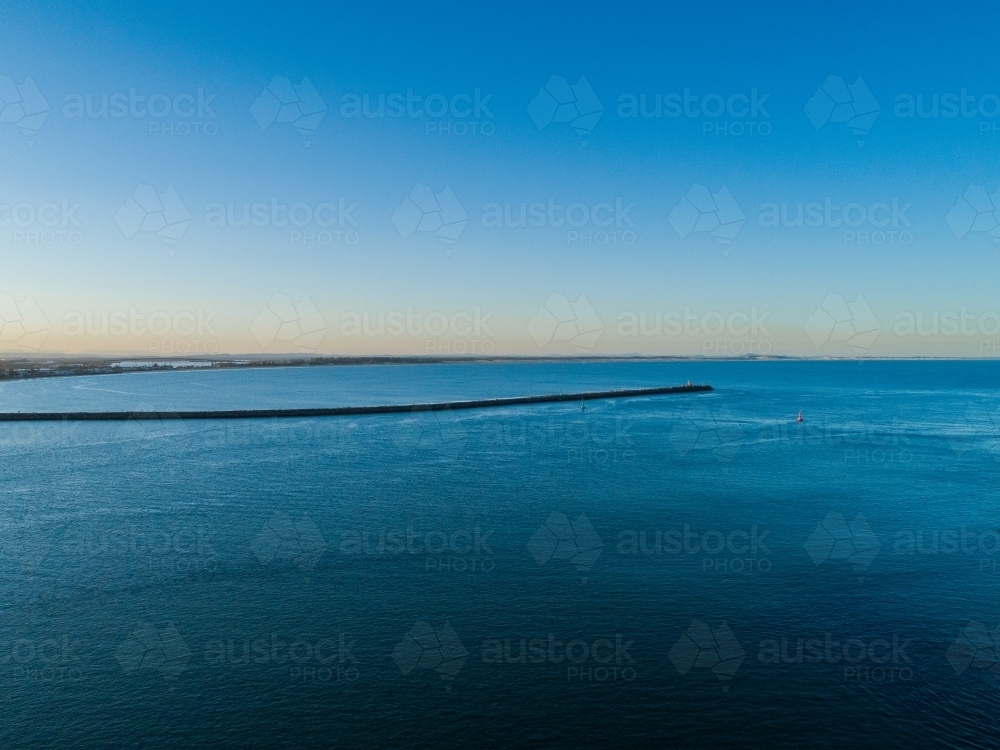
0,354 -> 995,383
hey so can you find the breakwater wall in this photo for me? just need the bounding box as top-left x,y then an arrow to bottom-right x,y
0,384 -> 712,421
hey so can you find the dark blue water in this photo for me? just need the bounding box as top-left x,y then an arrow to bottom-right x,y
1,360 -> 999,748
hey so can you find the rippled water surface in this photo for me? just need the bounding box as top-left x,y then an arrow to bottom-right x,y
1,360 -> 999,748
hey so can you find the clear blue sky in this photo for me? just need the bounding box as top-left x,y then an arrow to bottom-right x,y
2,0 -> 999,357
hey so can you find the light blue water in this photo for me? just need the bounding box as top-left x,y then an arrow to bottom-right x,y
1,360 -> 999,748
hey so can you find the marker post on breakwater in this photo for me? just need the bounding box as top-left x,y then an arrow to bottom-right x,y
0,384 -> 712,421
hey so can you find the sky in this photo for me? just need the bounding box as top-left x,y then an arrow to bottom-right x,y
1,0 -> 1000,357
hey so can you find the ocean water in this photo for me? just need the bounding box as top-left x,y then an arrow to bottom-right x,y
1,360 -> 999,748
